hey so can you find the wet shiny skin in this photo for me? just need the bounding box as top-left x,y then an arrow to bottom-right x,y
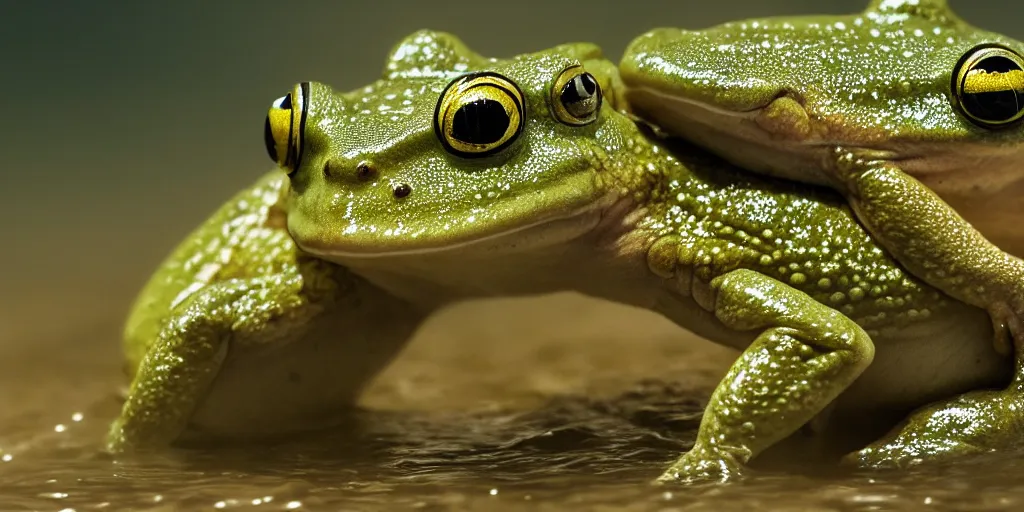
112,30 -> 1019,484
619,0 -> 1024,359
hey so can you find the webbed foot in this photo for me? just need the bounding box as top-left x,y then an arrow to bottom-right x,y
656,445 -> 749,484
843,389 -> 1024,470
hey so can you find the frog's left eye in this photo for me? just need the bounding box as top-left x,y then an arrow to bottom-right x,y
264,82 -> 310,173
550,65 -> 602,126
951,45 -> 1024,128
434,72 -> 525,158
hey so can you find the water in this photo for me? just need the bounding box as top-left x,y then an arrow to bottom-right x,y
2,295 -> 1023,511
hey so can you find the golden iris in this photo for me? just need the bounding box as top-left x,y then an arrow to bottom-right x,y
434,72 -> 525,158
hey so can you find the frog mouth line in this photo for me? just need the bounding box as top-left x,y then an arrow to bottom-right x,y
626,85 -> 1024,176
298,202 -> 609,260
628,85 -> 910,152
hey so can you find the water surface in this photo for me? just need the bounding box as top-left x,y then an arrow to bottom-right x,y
3,296 -> 1024,510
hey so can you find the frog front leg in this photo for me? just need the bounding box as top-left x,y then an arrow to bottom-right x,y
108,257 -> 356,451
658,268 -> 875,484
831,148 -> 1024,356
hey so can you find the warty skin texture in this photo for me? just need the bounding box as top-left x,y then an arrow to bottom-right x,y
620,0 -> 1024,358
112,30 -> 1021,484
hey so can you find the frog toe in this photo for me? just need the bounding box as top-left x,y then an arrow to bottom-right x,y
842,440 -> 933,470
986,301 -> 1024,356
656,446 -> 750,485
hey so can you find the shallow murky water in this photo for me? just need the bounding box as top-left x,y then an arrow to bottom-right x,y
2,295 -> 1023,511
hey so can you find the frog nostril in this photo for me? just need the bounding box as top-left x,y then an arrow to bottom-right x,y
356,161 -> 376,180
393,183 -> 412,199
323,160 -> 379,182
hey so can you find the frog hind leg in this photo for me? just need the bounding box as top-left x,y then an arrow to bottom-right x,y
658,268 -> 875,484
845,343 -> 1024,469
106,257 -> 342,452
830,147 -> 1024,357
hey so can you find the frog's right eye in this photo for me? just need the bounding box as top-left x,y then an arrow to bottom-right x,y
951,45 -> 1024,128
433,72 -> 525,158
264,82 -> 310,173
550,64 -> 602,126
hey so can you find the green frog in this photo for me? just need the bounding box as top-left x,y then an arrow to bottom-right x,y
110,30 -> 1023,484
619,0 -> 1024,357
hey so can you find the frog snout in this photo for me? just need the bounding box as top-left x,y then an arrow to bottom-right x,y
322,159 -> 414,199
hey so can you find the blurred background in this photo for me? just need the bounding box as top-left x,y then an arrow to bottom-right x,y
0,0 -> 1018,383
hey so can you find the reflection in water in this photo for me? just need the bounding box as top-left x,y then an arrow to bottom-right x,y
2,297 -> 1024,510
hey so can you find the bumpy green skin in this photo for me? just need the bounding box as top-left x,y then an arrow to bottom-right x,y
620,0 -> 1024,357
115,30 -> 1020,484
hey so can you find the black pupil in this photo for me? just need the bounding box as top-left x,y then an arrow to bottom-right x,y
451,99 -> 510,145
560,73 -> 599,117
961,55 -> 1024,122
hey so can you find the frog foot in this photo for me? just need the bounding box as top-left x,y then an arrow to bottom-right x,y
655,445 -> 750,485
842,438 -> 949,471
841,389 -> 1017,470
843,426 -> 991,472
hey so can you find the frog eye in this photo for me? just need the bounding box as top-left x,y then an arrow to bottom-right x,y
550,65 -> 602,126
951,45 -> 1024,128
264,82 -> 310,173
433,72 -> 525,158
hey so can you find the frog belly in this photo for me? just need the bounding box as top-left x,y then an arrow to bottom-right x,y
837,301 -> 1010,414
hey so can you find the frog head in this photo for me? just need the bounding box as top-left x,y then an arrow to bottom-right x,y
620,0 -> 1024,194
264,31 -> 632,260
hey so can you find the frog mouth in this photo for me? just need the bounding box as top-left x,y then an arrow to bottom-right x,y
292,182 -> 618,261
625,85 -> 837,186
626,85 -> 1024,193
626,86 -> 820,148
308,205 -> 606,260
